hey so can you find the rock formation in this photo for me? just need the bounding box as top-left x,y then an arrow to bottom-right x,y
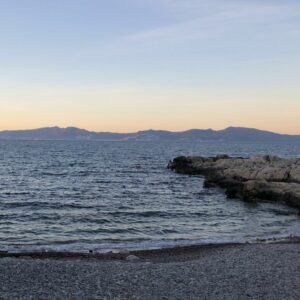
168,155 -> 300,208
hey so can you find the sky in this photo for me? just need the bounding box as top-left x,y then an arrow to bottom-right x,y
0,0 -> 300,134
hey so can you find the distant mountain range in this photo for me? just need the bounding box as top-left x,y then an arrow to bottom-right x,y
0,126 -> 299,142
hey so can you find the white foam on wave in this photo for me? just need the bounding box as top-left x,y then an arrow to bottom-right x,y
1,220 -> 299,254
273,221 -> 300,238
0,237 -> 248,254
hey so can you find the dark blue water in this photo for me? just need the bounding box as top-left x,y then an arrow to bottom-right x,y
0,140 -> 299,252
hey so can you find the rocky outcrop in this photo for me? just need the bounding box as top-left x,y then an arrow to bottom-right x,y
168,155 -> 300,208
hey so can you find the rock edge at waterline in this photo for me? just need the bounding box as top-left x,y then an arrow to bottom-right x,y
168,155 -> 300,209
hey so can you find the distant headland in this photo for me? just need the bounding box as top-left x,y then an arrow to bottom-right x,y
0,126 -> 299,142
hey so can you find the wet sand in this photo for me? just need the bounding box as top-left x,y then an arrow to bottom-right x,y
0,242 -> 299,299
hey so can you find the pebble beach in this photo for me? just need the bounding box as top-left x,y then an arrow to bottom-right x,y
0,242 -> 299,299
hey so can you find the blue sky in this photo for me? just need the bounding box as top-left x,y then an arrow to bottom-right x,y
0,0 -> 300,133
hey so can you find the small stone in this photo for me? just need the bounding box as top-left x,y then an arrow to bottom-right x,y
126,255 -> 140,262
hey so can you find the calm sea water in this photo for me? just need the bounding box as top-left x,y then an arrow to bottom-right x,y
0,140 -> 299,253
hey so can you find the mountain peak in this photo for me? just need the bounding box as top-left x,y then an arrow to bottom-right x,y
0,127 -> 299,141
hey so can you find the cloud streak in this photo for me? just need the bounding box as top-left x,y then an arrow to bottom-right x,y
124,0 -> 300,43
81,0 -> 300,57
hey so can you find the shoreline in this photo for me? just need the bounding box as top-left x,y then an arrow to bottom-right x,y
1,236 -> 299,261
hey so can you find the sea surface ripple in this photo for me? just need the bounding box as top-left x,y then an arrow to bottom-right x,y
0,140 -> 299,252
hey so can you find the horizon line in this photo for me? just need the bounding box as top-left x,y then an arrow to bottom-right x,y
0,125 -> 300,136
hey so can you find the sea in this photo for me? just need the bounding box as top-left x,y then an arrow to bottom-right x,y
0,140 -> 299,253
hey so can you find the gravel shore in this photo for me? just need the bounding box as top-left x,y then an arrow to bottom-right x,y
0,243 -> 299,299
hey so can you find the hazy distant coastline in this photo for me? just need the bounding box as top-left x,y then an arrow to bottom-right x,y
0,126 -> 300,142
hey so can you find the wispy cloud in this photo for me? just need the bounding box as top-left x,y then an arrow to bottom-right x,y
123,0 -> 300,43
79,0 -> 300,58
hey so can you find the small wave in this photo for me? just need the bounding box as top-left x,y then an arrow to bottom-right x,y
267,208 -> 296,216
40,172 -> 69,176
274,222 -> 300,238
0,231 -> 299,255
107,210 -> 207,218
0,201 -> 98,210
2,201 -> 42,208
1,191 -> 31,196
0,237 -> 246,254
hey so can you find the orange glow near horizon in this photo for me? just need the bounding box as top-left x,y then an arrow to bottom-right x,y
1,86 -> 299,135
1,109 -> 299,135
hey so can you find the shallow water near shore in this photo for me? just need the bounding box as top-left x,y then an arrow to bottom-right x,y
0,140 -> 299,253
